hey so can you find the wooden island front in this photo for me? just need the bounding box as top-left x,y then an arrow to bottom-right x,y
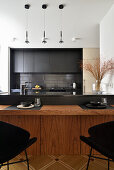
0,105 -> 114,156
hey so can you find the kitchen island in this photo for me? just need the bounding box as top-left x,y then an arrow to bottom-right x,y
0,105 -> 114,156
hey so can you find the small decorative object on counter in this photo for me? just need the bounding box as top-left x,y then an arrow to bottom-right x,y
73,91 -> 76,95
17,101 -> 34,109
82,59 -> 114,94
34,98 -> 41,107
101,97 -> 107,105
25,81 -> 32,89
33,85 -> 41,89
21,85 -> 26,95
73,82 -> 76,89
86,101 -> 107,109
92,80 -> 102,94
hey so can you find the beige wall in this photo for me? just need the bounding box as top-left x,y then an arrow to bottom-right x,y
83,48 -> 100,93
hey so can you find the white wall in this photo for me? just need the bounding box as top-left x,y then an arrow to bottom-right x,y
100,5 -> 114,94
0,43 -> 9,92
0,0 -> 113,92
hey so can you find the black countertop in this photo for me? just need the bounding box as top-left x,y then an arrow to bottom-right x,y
10,88 -> 82,96
0,94 -> 113,105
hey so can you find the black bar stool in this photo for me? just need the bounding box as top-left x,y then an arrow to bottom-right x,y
80,121 -> 114,170
0,121 -> 37,170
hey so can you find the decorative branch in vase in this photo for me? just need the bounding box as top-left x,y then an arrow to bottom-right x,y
82,59 -> 114,93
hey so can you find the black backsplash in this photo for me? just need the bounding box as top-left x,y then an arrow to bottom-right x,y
19,73 -> 82,89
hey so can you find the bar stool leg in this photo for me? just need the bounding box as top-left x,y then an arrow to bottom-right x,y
25,150 -> 29,170
108,158 -> 110,170
86,147 -> 92,170
7,162 -> 9,170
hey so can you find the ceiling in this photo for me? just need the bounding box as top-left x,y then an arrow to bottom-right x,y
0,0 -> 114,48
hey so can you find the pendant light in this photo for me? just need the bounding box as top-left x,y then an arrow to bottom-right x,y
59,4 -> 64,43
42,4 -> 47,44
25,4 -> 30,44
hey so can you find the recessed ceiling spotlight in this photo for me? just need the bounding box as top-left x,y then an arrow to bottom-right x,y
72,37 -> 81,42
12,38 -> 17,42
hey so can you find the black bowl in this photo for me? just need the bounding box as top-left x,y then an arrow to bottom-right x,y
20,102 -> 32,107
90,101 -> 102,106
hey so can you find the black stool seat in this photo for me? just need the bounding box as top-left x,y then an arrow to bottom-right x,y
80,136 -> 114,160
80,121 -> 114,170
0,121 -> 37,169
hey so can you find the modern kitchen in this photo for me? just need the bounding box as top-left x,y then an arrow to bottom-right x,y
0,0 -> 114,170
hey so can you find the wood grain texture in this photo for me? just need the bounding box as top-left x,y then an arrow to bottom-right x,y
0,105 -> 10,110
41,116 -> 80,155
0,115 -> 41,155
80,115 -> 114,155
0,105 -> 114,155
0,105 -> 114,115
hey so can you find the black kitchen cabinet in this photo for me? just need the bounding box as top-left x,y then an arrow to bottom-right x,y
11,48 -> 82,73
34,51 -> 50,72
23,50 -> 34,72
13,50 -> 23,72
50,50 -> 81,73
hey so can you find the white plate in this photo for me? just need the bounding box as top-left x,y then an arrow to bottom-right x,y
17,104 -> 34,109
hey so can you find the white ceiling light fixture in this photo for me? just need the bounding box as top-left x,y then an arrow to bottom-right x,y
42,4 -> 48,44
25,4 -> 30,44
59,4 -> 64,44
72,37 -> 81,42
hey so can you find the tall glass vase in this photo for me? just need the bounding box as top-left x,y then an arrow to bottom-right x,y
96,80 -> 101,92
92,80 -> 102,94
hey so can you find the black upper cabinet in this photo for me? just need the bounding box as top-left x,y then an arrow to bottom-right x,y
13,50 -> 23,72
34,51 -> 50,72
50,50 -> 81,73
23,50 -> 34,72
12,48 -> 82,73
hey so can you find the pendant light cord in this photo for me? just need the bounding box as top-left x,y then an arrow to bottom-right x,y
60,9 -> 63,32
43,10 -> 46,31
25,7 -> 29,31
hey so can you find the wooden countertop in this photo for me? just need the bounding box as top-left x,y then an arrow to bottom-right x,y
0,105 -> 114,115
